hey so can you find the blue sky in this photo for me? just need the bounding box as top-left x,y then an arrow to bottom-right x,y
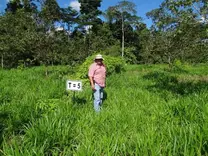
0,0 -> 164,27
59,0 -> 164,27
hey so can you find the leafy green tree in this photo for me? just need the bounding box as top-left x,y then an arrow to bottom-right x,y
146,0 -> 208,63
60,6 -> 78,33
5,0 -> 38,13
5,0 -> 23,13
78,0 -> 102,27
40,0 -> 61,29
0,10 -> 39,68
74,0 -> 102,57
104,1 -> 141,58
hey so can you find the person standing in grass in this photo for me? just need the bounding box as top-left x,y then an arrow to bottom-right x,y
88,54 -> 106,112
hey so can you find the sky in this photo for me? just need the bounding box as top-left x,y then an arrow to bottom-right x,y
0,0 -> 164,27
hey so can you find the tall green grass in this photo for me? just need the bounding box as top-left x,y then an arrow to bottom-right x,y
0,64 -> 208,155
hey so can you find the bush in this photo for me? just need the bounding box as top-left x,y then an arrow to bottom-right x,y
102,44 -> 121,57
124,47 -> 138,64
168,59 -> 189,74
68,55 -> 125,82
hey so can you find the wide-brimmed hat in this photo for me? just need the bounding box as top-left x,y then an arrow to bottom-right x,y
94,54 -> 104,60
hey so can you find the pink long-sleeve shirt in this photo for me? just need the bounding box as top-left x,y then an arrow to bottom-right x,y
88,63 -> 106,87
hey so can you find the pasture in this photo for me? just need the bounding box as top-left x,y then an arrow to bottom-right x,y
0,64 -> 207,155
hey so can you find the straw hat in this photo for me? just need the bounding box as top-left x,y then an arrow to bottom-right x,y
94,54 -> 104,60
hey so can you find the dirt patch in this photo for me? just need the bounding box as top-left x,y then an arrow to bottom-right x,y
178,75 -> 208,83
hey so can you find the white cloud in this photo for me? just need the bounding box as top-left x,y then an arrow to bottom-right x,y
198,16 -> 208,24
84,25 -> 92,33
69,0 -> 80,11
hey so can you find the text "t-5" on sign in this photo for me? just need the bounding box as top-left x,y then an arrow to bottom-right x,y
66,80 -> 82,91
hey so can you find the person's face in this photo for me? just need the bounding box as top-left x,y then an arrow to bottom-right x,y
95,59 -> 103,65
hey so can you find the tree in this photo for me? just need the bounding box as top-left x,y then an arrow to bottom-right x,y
40,0 -> 61,29
146,0 -> 208,63
60,6 -> 78,33
0,10 -> 38,68
104,0 -> 140,58
78,0 -> 102,27
5,0 -> 23,13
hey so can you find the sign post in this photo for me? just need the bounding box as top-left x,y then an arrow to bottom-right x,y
66,80 -> 82,104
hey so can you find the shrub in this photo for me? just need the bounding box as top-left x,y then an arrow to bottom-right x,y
165,59 -> 189,74
124,47 -> 138,64
173,59 -> 182,67
68,55 -> 125,82
102,44 -> 121,57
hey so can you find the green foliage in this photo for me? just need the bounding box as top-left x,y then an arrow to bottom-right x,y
173,59 -> 182,67
0,10 -> 38,68
124,47 -> 137,64
0,0 -> 207,70
0,64 -> 208,155
70,55 -> 125,82
78,0 -> 102,27
0,66 -> 69,137
36,99 -> 60,116
41,0 -> 61,23
101,44 -> 121,56
103,0 -> 141,58
165,59 -> 191,74
145,0 -> 208,64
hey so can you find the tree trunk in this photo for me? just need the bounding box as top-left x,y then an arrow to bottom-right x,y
121,14 -> 125,58
1,54 -> 3,69
45,65 -> 48,76
168,53 -> 172,68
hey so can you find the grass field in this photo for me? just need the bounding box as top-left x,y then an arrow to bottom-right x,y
0,64 -> 208,155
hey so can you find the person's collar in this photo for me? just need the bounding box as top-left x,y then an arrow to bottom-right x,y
95,63 -> 103,66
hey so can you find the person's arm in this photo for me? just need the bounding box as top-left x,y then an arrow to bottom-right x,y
89,76 -> 95,90
88,64 -> 96,90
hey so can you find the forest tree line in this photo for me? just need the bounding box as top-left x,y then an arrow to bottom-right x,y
0,0 -> 207,68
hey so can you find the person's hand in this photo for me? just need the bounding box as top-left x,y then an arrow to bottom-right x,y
91,84 -> 96,91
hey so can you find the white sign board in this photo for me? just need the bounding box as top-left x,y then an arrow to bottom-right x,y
66,80 -> 82,91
